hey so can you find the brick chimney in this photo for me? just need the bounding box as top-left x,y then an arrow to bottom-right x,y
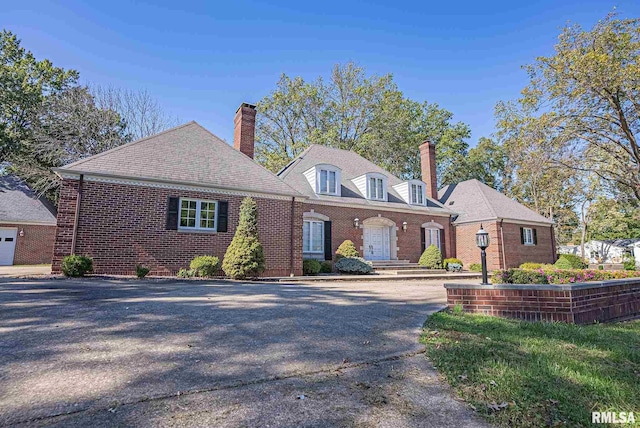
419,141 -> 438,200
233,102 -> 257,159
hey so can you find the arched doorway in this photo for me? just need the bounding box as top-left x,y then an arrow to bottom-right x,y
362,217 -> 397,261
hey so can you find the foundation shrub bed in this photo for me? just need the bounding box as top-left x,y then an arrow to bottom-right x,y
443,258 -> 463,270
493,267 -> 640,284
334,257 -> 373,274
303,259 -> 321,275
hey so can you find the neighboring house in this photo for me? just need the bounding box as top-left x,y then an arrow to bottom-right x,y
559,239 -> 640,264
438,180 -> 556,270
51,102 -> 557,276
51,104 -> 305,276
277,143 -> 456,263
0,174 -> 57,265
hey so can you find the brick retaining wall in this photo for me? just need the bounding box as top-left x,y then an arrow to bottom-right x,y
444,279 -> 640,324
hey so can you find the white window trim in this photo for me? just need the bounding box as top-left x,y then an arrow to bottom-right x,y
366,173 -> 387,201
178,198 -> 218,231
316,166 -> 341,196
410,182 -> 426,205
303,219 -> 324,254
523,227 -> 534,246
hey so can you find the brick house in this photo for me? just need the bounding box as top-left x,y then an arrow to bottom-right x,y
439,179 -> 556,270
277,143 -> 456,263
0,174 -> 57,265
51,104 -> 305,276
51,102 -> 555,276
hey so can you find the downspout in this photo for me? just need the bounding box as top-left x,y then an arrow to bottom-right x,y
70,174 -> 83,255
499,219 -> 506,269
289,197 -> 296,276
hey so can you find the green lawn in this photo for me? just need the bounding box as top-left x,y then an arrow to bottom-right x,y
421,311 -> 640,427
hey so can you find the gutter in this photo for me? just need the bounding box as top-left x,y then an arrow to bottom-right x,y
70,174 -> 83,255
289,197 -> 296,276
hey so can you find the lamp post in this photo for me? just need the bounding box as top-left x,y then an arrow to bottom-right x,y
475,224 -> 490,285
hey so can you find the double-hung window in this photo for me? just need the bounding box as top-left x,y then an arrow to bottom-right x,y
425,228 -> 441,250
303,220 -> 324,253
179,198 -> 217,231
319,169 -> 338,195
411,183 -> 424,205
369,177 -> 385,200
523,227 -> 534,245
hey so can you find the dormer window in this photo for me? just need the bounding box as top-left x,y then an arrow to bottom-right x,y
303,164 -> 341,196
411,183 -> 424,205
369,176 -> 385,200
319,169 -> 338,195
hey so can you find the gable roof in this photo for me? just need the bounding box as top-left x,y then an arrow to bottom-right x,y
278,145 -> 452,214
56,122 -> 300,198
0,175 -> 57,225
601,238 -> 640,248
438,179 -> 553,225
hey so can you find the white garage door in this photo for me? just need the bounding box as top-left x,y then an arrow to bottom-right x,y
0,228 -> 18,266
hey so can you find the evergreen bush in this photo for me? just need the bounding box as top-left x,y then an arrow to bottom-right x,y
319,261 -> 333,273
419,245 -> 442,268
443,258 -> 463,269
61,255 -> 93,277
222,197 -> 266,279
335,240 -> 359,261
135,264 -> 150,279
334,257 -> 373,274
190,255 -> 221,277
303,259 -> 321,275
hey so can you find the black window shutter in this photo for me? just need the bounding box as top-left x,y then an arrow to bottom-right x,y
533,228 -> 537,245
217,201 -> 228,232
324,221 -> 332,261
166,197 -> 179,230
520,227 -> 525,245
421,227 -> 426,252
440,229 -> 445,255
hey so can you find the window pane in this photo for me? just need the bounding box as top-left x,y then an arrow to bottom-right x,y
200,201 -> 216,229
312,222 -> 323,252
328,171 -> 336,194
369,177 -> 376,198
180,200 -> 197,228
418,185 -> 423,204
377,179 -> 384,199
411,184 -> 417,203
320,170 -> 328,192
303,221 -> 310,252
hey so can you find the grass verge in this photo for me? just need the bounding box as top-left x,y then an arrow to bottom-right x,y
421,311 -> 639,427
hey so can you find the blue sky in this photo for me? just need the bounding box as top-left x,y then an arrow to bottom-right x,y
4,1 -> 639,146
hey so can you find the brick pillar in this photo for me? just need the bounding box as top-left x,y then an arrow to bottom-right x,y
419,141 -> 438,199
233,103 -> 257,159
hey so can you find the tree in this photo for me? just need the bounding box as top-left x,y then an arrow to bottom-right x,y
222,197 -> 266,279
0,30 -> 78,161
517,12 -> 640,202
255,62 -> 472,187
10,86 -> 129,202
91,85 -> 179,140
583,197 -> 640,241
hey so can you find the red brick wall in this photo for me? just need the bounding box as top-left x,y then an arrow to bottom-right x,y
0,223 -> 56,265
52,179 -> 303,277
454,221 -> 504,270
445,280 -> 640,324
453,221 -> 555,270
303,203 -> 452,261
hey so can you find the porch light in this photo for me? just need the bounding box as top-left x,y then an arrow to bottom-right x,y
402,221 -> 408,232
475,224 -> 490,284
353,218 -> 359,228
19,229 -> 24,237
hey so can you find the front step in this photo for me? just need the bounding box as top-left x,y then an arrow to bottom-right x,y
368,260 -> 410,267
379,269 -> 452,275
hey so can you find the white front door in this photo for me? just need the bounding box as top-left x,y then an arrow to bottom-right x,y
364,226 -> 390,260
0,228 -> 18,266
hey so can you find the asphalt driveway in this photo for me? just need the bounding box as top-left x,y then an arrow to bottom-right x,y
0,278 -> 487,427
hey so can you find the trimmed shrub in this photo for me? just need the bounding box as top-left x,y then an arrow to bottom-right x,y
222,197 -> 266,279
447,263 -> 462,272
557,254 -> 588,269
334,257 -> 373,274
419,245 -> 442,268
623,254 -> 636,271
493,267 -> 640,285
554,257 -> 573,270
519,262 -> 543,270
443,258 -> 463,270
61,255 -> 93,277
320,261 -> 333,273
303,259 -> 321,275
177,268 -> 196,278
469,263 -> 482,272
135,264 -> 150,279
190,255 -> 221,277
335,240 -> 359,261
510,269 -> 549,284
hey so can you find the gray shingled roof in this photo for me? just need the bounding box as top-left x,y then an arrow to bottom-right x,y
0,175 -> 57,225
438,179 -> 553,225
56,122 -> 301,197
278,145 -> 453,214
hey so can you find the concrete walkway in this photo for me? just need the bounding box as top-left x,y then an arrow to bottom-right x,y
0,278 -> 487,427
0,265 -> 51,277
